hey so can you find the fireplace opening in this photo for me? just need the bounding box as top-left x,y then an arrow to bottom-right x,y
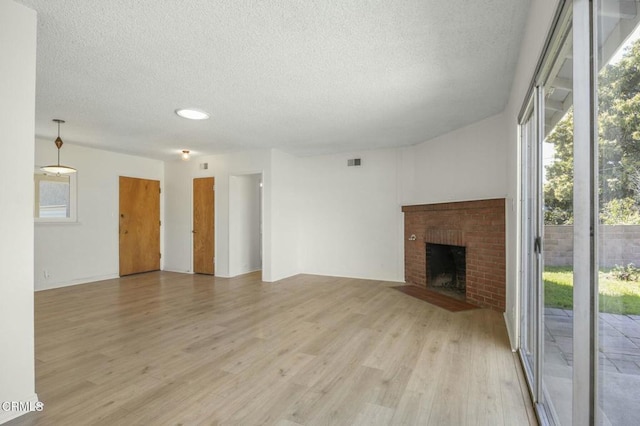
426,243 -> 466,300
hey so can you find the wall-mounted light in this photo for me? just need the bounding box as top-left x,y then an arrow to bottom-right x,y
41,119 -> 76,175
181,150 -> 190,161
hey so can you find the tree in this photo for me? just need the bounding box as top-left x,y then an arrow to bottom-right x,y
600,197 -> 640,225
543,38 -> 640,225
544,110 -> 574,224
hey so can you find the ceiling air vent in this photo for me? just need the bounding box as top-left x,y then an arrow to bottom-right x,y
347,158 -> 362,167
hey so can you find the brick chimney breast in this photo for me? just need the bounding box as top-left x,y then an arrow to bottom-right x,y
402,199 -> 506,312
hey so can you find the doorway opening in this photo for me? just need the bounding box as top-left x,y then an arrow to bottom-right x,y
229,173 -> 262,277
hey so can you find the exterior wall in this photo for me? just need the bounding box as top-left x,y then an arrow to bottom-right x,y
403,198 -> 506,311
545,225 -> 640,268
544,225 -> 574,267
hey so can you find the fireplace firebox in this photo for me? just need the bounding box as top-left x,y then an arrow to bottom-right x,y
426,243 -> 466,299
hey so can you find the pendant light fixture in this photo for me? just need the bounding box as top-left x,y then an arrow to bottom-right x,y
181,150 -> 190,161
41,119 -> 76,175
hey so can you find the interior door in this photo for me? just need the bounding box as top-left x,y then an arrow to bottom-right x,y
193,177 -> 215,274
119,176 -> 161,276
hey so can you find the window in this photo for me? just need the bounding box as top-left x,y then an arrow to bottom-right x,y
34,171 -> 77,222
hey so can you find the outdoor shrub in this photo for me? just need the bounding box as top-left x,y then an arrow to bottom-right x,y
612,263 -> 640,281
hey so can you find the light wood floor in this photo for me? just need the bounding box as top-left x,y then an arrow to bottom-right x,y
9,272 -> 536,425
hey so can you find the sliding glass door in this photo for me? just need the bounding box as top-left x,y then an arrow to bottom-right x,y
519,4 -> 575,423
596,1 -> 640,424
519,1 -> 640,424
520,92 -> 541,401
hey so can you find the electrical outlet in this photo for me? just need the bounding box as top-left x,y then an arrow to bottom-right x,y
43,270 -> 50,279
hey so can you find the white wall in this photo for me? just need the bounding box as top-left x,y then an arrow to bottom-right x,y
165,147 -> 405,284
34,140 -> 164,290
297,148 -> 404,282
268,150 -> 300,281
403,113 -> 509,205
229,173 -> 262,276
163,160 -> 192,273
0,1 -> 38,423
163,149 -> 272,278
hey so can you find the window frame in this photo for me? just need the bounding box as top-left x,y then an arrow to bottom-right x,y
34,169 -> 78,223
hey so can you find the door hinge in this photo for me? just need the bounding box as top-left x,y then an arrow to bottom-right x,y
159,187 -> 162,194
159,253 -> 162,258
159,220 -> 161,226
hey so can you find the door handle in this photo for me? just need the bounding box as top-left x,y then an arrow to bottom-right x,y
192,230 -> 196,234
534,236 -> 542,254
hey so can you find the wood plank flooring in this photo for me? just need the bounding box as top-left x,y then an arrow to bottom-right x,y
9,272 -> 536,425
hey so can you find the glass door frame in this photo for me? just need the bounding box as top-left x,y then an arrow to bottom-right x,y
517,0 -> 600,424
518,87 -> 545,409
572,0 -> 598,424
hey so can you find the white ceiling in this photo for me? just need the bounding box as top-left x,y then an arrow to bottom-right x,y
16,0 -> 530,161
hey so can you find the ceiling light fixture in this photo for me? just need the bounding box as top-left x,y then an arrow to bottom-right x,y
181,150 -> 190,161
175,108 -> 210,120
41,119 -> 76,175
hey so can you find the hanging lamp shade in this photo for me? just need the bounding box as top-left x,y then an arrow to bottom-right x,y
41,119 -> 76,174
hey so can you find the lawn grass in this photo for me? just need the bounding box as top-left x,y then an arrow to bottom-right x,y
544,266 -> 640,315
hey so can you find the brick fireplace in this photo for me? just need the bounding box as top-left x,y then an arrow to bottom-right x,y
402,199 -> 506,311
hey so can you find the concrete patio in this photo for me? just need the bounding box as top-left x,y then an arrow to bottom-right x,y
544,308 -> 640,425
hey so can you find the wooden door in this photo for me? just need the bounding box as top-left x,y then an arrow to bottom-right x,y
119,176 -> 161,276
193,177 -> 215,274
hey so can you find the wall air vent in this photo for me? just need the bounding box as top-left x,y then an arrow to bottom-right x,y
347,158 -> 362,167
200,163 -> 208,170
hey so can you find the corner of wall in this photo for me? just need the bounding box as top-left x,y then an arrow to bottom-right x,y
0,0 -> 37,420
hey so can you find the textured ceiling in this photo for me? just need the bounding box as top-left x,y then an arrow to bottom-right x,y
17,0 -> 530,160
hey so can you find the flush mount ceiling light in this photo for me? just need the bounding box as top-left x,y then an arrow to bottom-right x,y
181,150 -> 190,161
175,108 -> 210,120
41,119 -> 77,175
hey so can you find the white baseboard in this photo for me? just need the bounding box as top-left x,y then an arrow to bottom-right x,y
0,393 -> 39,425
228,268 -> 262,278
35,274 -> 119,291
504,311 -> 518,352
162,268 -> 194,274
